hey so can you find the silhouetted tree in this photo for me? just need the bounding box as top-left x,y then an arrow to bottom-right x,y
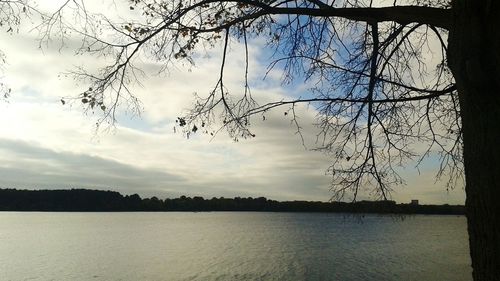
52,2 -> 496,277
3,0 -> 498,279
0,0 -> 28,99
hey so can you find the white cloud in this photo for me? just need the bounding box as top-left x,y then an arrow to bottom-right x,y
0,1 -> 465,204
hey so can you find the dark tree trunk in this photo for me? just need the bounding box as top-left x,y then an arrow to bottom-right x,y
448,0 -> 500,280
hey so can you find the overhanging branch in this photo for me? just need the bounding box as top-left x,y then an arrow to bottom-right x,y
243,2 -> 452,29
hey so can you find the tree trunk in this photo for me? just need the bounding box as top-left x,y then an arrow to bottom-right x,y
447,1 -> 500,280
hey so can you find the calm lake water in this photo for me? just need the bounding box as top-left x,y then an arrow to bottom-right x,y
0,212 -> 471,281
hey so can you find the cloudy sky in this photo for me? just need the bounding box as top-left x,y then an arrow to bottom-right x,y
0,0 -> 465,204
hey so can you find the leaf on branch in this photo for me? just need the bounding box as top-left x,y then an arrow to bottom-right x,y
177,117 -> 186,127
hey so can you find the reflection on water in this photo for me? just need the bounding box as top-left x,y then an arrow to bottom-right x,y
0,212 -> 471,281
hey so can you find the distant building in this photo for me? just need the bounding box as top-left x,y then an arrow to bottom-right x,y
411,199 -> 419,205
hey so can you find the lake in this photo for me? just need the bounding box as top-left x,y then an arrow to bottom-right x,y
0,212 -> 471,281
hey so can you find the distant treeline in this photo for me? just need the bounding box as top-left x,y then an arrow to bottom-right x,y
0,188 -> 465,214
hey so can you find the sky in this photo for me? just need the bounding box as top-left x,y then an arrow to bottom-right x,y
0,0 -> 466,204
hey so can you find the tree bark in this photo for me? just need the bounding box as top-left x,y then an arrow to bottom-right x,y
448,0 -> 500,280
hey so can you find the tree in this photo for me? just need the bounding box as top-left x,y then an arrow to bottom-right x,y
0,0 -> 28,100
0,0 -> 68,99
4,0 -> 499,279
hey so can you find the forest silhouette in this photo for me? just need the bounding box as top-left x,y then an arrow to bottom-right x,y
0,188 -> 464,214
